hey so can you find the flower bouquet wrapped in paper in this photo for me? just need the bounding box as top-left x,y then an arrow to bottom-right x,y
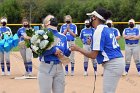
30,29 -> 56,58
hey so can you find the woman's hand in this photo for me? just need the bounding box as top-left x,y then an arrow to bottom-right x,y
70,44 -> 81,51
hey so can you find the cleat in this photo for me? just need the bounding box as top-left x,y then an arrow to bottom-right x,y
65,71 -> 68,76
83,71 -> 88,76
71,71 -> 74,76
122,72 -> 128,76
1,72 -> 5,76
7,71 -> 11,76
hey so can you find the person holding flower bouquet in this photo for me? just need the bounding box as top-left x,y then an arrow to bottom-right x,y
17,18 -> 33,76
0,17 -> 13,76
37,15 -> 71,93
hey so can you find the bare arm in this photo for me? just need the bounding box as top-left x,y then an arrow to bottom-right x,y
116,36 -> 121,40
70,44 -> 98,59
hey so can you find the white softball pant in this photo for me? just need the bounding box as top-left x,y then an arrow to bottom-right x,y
125,44 -> 140,64
103,57 -> 125,93
38,62 -> 65,93
68,41 -> 75,63
83,44 -> 97,64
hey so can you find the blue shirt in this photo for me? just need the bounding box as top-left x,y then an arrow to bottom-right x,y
60,23 -> 77,41
17,27 -> 26,42
91,25 -> 123,64
110,27 -> 120,37
123,27 -> 140,44
80,27 -> 94,44
40,29 -> 71,64
0,26 -> 12,38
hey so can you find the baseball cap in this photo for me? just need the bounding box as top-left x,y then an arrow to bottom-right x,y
1,18 -> 7,23
106,19 -> 113,24
128,19 -> 135,24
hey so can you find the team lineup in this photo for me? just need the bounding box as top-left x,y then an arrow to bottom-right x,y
0,7 -> 140,93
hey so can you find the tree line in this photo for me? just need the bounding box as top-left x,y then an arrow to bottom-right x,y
0,0 -> 140,34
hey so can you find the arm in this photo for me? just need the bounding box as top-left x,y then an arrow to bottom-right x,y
67,24 -> 77,37
70,44 -> 98,59
115,29 -> 121,40
122,29 -> 133,39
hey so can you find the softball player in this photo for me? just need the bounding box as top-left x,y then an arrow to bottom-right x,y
71,8 -> 125,93
17,18 -> 33,76
106,19 -> 121,40
60,15 -> 77,76
0,17 -> 12,76
122,19 -> 140,76
80,19 -> 97,76
38,15 -> 71,93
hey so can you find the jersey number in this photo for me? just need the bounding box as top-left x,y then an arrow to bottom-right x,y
110,33 -> 119,48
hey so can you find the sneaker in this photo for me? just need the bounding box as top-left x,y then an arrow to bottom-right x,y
23,72 -> 29,76
71,71 -> 74,76
7,71 -> 11,76
28,72 -> 32,76
1,72 -> 5,76
83,71 -> 88,76
94,71 -> 97,76
65,71 -> 68,76
122,72 -> 128,76
138,72 -> 140,76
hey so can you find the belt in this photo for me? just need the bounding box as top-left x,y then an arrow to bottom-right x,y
44,61 -> 60,65
68,40 -> 74,41
126,43 -> 138,45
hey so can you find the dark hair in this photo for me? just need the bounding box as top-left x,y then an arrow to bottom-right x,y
95,7 -> 112,20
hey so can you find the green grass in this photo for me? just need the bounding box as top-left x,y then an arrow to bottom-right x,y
75,36 -> 125,50
11,37 -> 125,52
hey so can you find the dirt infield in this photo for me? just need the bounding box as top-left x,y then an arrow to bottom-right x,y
0,51 -> 140,93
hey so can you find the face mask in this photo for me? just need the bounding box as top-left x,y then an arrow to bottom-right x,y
66,21 -> 70,24
129,24 -> 134,28
2,22 -> 6,26
107,23 -> 112,28
86,25 -> 90,28
23,24 -> 29,28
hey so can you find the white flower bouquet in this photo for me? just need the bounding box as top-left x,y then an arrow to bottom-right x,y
30,29 -> 56,58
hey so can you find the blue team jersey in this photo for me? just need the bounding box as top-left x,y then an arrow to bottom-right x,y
91,24 -> 123,64
111,27 -> 120,37
80,27 -> 94,44
0,26 -> 12,37
123,27 -> 140,44
17,27 -> 26,42
40,29 -> 71,64
60,23 -> 77,41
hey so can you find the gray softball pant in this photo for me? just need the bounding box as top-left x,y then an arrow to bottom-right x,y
19,47 -> 32,62
0,52 -> 10,63
125,44 -> 140,64
38,62 -> 65,93
68,41 -> 75,63
102,57 -> 125,93
83,44 -> 97,64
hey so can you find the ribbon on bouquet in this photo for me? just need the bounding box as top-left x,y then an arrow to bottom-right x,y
0,34 -> 19,52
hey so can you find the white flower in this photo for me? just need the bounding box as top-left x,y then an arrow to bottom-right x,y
36,39 -> 41,43
30,35 -> 38,44
35,30 -> 45,35
43,35 -> 48,39
39,40 -> 49,49
32,45 -> 39,51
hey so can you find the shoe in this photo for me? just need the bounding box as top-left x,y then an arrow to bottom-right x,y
138,72 -> 140,76
28,72 -> 32,76
1,72 -> 5,76
7,71 -> 11,76
122,72 -> 128,76
71,71 -> 74,76
94,71 -> 97,76
83,71 -> 88,76
65,71 -> 68,76
23,72 -> 29,76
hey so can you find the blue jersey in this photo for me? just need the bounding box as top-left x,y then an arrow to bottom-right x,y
0,26 -> 12,38
80,27 -> 94,44
111,27 -> 120,37
123,27 -> 140,44
17,27 -> 26,42
60,23 -> 77,41
40,29 -> 71,64
91,25 -> 123,64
